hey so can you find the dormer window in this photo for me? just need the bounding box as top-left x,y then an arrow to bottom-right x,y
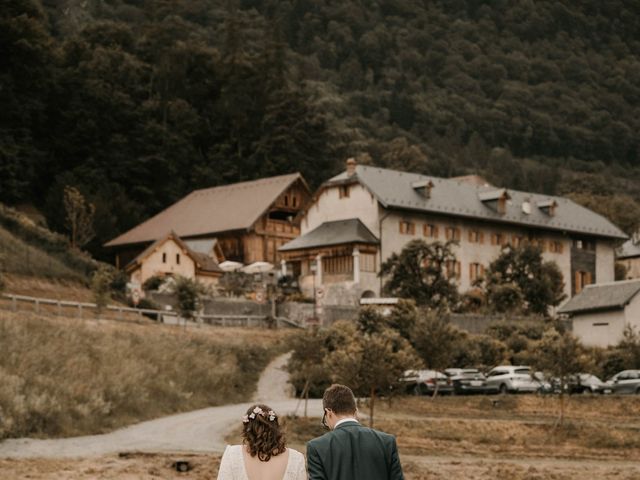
479,189 -> 510,215
538,199 -> 558,216
412,180 -> 434,199
339,185 -> 350,199
162,252 -> 167,263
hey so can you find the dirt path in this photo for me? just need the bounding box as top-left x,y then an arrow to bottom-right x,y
0,353 -> 321,459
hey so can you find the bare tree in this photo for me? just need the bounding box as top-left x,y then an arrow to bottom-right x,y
63,186 -> 95,249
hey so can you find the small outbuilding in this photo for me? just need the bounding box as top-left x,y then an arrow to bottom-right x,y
558,280 -> 640,348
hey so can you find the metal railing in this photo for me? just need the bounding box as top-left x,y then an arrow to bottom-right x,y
0,293 -> 304,329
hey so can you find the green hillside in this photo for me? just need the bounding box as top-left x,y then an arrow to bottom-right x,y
0,204 -> 95,282
2,0 -> 639,258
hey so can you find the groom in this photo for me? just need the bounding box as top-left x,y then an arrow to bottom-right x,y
306,384 -> 404,480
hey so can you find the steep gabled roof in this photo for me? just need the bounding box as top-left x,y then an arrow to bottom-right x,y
617,239 -> 640,260
558,280 -> 640,315
105,173 -> 307,247
125,231 -> 222,274
325,165 -> 626,240
279,218 -> 378,252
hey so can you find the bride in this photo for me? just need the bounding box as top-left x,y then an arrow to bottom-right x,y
217,404 -> 307,480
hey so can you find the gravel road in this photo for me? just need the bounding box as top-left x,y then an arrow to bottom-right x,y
0,353 -> 321,459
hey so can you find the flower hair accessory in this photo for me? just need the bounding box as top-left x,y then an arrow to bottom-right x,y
242,407 -> 277,423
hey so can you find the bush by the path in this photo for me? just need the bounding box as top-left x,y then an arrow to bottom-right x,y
0,313 -> 286,439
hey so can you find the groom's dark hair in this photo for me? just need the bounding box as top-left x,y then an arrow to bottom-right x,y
323,384 -> 357,415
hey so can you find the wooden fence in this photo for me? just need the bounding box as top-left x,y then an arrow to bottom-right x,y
0,293 -> 303,329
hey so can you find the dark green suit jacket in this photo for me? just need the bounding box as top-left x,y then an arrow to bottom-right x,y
306,420 -> 404,480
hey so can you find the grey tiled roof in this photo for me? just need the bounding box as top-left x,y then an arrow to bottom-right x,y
617,239 -> 640,259
279,218 -> 378,251
327,166 -> 627,240
558,280 -> 640,314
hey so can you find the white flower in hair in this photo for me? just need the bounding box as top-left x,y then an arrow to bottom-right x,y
268,410 -> 276,421
242,415 -> 249,424
249,413 -> 255,419
253,406 -> 263,415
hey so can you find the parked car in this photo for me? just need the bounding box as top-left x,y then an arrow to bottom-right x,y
485,366 -> 549,394
566,373 -> 607,394
444,368 -> 498,395
402,369 -> 453,395
604,370 -> 640,395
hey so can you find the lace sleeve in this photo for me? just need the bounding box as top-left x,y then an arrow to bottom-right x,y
287,449 -> 308,480
217,445 -> 235,480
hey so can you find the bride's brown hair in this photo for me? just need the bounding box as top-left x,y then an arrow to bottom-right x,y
242,404 -> 286,462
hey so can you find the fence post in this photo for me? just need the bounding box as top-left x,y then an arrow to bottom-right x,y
118,307 -> 123,321
35,299 -> 40,314
57,301 -> 62,317
78,304 -> 82,319
11,295 -> 17,312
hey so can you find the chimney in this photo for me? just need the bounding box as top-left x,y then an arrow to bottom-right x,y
522,198 -> 531,215
346,157 -> 357,177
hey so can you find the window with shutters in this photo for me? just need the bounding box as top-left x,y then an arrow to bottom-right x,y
399,220 -> 415,235
512,235 -> 524,247
445,260 -> 461,279
469,262 -> 485,282
324,256 -> 354,275
445,227 -> 461,241
491,233 -> 507,246
549,241 -> 564,254
468,230 -> 484,244
423,224 -> 439,238
574,271 -> 593,294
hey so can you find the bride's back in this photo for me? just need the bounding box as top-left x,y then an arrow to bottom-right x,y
216,404 -> 307,480
242,446 -> 289,480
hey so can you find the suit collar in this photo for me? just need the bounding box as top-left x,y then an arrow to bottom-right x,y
334,418 -> 359,430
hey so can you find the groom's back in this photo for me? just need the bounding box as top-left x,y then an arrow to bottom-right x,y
307,422 -> 403,480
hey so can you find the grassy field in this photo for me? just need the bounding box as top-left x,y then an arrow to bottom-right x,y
4,394 -> 640,479
0,311 -> 289,440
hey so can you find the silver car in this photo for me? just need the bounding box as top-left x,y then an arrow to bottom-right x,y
605,370 -> 640,395
485,366 -> 548,394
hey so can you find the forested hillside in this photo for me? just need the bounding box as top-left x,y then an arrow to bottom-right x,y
2,0 -> 640,258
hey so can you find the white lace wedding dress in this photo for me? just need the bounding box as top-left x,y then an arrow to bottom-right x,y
217,445 -> 307,480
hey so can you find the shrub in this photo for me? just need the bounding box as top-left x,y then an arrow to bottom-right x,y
142,274 -> 165,292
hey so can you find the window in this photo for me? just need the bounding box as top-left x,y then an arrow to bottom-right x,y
491,233 -> 506,246
399,220 -> 415,235
162,252 -> 167,263
445,260 -> 461,279
469,262 -> 485,282
360,253 -> 377,272
423,224 -> 439,238
176,253 -> 180,265
574,271 -> 593,294
549,241 -> 564,254
445,227 -> 461,241
339,185 -> 350,198
530,238 -> 546,252
292,196 -> 297,207
511,235 -> 524,247
573,239 -> 595,251
468,230 -> 484,244
324,255 -> 354,275
284,195 -> 289,206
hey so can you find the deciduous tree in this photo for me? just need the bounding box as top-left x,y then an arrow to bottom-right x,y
380,239 -> 459,311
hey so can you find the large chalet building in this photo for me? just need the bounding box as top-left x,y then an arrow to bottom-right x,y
280,159 -> 627,306
105,173 -> 311,285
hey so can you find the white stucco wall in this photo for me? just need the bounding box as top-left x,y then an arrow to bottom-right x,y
572,309 -> 626,348
380,209 -> 572,296
622,257 -> 640,279
624,293 -> 640,333
303,183 -> 380,236
135,239 -> 196,284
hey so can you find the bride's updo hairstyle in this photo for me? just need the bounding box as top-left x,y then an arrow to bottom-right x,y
241,403 -> 286,461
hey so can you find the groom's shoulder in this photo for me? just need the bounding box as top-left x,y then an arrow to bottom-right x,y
307,430 -> 334,448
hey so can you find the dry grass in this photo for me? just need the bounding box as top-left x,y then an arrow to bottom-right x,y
3,395 -> 640,479
2,274 -> 94,302
0,311 -> 289,440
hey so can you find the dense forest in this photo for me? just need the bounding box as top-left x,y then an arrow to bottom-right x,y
2,0 -> 640,258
